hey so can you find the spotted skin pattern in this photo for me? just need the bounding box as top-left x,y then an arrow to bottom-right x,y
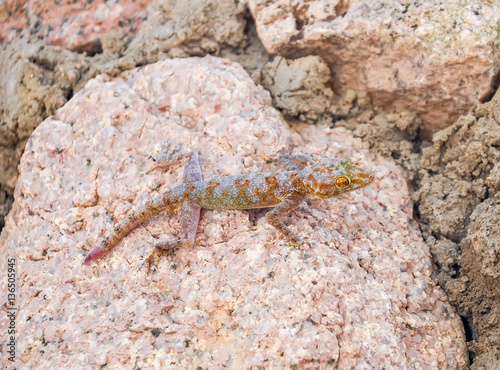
84,147 -> 374,268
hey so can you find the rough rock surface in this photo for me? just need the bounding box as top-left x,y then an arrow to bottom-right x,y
249,0 -> 500,134
261,55 -> 374,127
122,0 -> 247,63
0,0 -> 152,53
0,41 -> 86,193
0,0 -> 249,59
0,0 -> 263,230
0,188 -> 13,229
412,90 -> 500,368
261,56 -> 335,124
336,107 -> 423,183
415,110 -> 500,243
0,57 -> 467,368
333,86 -> 500,368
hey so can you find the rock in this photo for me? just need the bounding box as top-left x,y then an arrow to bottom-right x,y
0,40 -> 86,193
464,199 -> 500,279
414,88 -> 500,367
0,0 -> 249,60
123,0 -> 248,63
0,56 -> 467,368
261,56 -> 335,124
0,0 -> 152,53
249,0 -> 500,135
0,188 -> 13,229
0,0 -> 257,224
336,110 -> 423,181
415,102 -> 500,242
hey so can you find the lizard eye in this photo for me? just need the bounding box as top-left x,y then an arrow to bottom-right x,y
335,175 -> 351,188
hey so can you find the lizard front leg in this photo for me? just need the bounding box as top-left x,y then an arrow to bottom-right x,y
146,151 -> 202,271
265,192 -> 307,244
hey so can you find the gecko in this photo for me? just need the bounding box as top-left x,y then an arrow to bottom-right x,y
84,142 -> 375,268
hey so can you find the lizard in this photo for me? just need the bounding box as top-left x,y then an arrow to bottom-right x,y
84,142 -> 375,268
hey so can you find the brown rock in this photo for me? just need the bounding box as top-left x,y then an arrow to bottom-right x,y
414,89 -> 500,367
261,56 -> 335,124
123,0 -> 247,62
249,0 -> 500,135
0,40 -> 85,193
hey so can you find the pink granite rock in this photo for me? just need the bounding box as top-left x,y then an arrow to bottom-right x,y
249,0 -> 500,135
0,0 -> 248,58
0,0 -> 152,53
0,56 -> 467,368
0,0 -> 251,230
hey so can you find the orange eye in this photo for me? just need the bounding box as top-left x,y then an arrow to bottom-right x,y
335,176 -> 351,188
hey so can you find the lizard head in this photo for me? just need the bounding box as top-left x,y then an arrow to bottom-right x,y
303,158 -> 374,199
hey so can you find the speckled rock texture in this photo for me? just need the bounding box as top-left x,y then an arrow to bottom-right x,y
0,57 -> 467,368
413,90 -> 500,369
0,0 -> 248,58
0,0 -> 152,53
249,0 -> 500,134
0,0 -> 260,231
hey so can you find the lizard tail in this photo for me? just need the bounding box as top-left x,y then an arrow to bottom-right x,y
84,189 -> 177,264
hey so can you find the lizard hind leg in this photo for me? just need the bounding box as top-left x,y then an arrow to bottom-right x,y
145,200 -> 201,271
146,150 -> 202,272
